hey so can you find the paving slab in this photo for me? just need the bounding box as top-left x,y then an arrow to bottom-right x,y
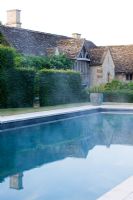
0,105 -> 96,122
97,176 -> 133,200
0,104 -> 133,131
1,104 -> 133,123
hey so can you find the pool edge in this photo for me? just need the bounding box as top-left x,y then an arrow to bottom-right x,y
1,105 -> 133,131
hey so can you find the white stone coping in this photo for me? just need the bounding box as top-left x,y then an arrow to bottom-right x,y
97,176 -> 133,200
0,105 -> 97,123
0,104 -> 133,123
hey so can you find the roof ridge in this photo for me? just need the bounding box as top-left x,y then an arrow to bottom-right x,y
0,25 -> 70,39
108,44 -> 133,47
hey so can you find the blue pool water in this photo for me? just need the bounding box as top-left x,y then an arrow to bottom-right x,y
0,112 -> 133,200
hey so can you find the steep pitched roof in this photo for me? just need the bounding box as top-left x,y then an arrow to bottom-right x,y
0,25 -> 67,56
47,38 -> 85,59
0,25 -> 96,59
88,46 -> 108,66
109,45 -> 133,73
88,45 -> 133,73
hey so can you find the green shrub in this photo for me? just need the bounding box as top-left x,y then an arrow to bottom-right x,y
15,54 -> 73,70
0,45 -> 17,69
104,80 -> 123,91
103,90 -> 133,103
0,68 -> 35,108
102,80 -> 133,102
39,69 -> 82,106
15,56 -> 46,70
0,33 -> 9,46
88,84 -> 105,93
0,69 -> 9,107
86,80 -> 133,103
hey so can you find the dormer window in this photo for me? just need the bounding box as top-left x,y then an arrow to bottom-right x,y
78,48 -> 90,60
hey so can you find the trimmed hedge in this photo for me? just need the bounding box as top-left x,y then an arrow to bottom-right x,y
0,46 -> 83,108
0,68 -> 83,108
39,69 -> 82,106
0,68 -> 35,108
103,90 -> 133,103
0,46 -> 16,69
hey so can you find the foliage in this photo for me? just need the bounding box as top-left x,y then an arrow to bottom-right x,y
39,69 -> 82,106
15,54 -> 73,70
0,45 -> 17,69
104,80 -> 126,91
0,33 -> 9,46
100,80 -> 133,102
0,46 -> 83,108
86,80 -> 133,103
103,90 -> 133,103
87,84 -> 105,93
0,68 -> 35,108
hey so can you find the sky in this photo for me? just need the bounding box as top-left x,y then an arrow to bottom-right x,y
0,0 -> 133,46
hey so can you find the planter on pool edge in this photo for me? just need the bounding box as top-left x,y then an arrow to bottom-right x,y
90,93 -> 103,105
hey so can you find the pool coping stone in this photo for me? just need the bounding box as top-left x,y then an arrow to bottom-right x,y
0,104 -> 133,131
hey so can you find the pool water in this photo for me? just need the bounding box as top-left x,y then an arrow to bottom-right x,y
0,112 -> 133,200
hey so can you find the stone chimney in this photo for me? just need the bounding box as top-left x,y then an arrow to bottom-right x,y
72,33 -> 81,39
6,9 -> 21,28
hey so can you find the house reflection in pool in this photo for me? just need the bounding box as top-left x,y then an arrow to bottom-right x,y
0,112 -> 133,190
10,173 -> 23,190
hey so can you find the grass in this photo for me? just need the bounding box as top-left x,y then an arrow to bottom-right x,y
0,102 -> 90,116
1,102 -> 133,116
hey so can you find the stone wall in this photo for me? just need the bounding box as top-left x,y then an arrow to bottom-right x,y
102,49 -> 115,83
89,66 -> 102,87
115,73 -> 126,81
89,50 -> 115,87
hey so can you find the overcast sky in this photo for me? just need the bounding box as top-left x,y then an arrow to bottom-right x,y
0,0 -> 133,46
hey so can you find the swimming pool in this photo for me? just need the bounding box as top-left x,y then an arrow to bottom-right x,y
0,111 -> 133,200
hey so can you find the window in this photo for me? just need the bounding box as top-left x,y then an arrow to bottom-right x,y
126,73 -> 133,81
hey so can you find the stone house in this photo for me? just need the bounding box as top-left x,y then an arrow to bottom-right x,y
88,45 -> 133,86
0,9 -> 133,87
88,47 -> 115,86
0,9 -> 96,87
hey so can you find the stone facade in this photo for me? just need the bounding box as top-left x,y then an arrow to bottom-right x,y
102,50 -> 115,83
89,49 -> 115,87
115,73 -> 126,82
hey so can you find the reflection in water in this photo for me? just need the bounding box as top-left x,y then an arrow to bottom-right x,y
10,173 -> 23,190
0,112 -> 133,193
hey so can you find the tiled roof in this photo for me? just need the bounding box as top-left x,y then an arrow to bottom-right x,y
0,25 -> 96,59
88,45 -> 133,73
46,38 -> 85,59
109,45 -> 133,73
56,38 -> 85,59
88,47 -> 108,66
0,25 -> 67,56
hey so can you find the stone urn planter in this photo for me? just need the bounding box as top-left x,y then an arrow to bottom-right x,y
90,93 -> 103,105
33,96 -> 40,108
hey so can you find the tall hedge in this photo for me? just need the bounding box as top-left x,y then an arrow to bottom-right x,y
0,68 -> 35,108
39,69 -> 82,106
0,46 -> 16,69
